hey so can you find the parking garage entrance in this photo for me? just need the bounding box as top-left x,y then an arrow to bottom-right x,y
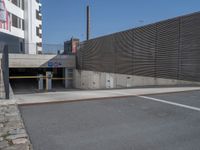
9,68 -> 73,94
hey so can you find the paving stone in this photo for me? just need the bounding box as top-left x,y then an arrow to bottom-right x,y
2,144 -> 29,150
0,123 -> 4,128
0,140 -> 9,149
0,107 -> 6,112
1,127 -> 11,135
6,134 -> 27,140
0,115 -> 5,123
12,138 -> 28,145
4,121 -> 23,129
6,106 -> 18,113
0,112 -> 5,115
5,113 -> 19,118
8,129 -> 26,135
5,115 -> 21,122
0,130 -> 7,137
0,104 -> 32,150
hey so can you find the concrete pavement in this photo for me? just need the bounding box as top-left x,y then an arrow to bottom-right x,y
15,87 -> 200,105
20,90 -> 200,150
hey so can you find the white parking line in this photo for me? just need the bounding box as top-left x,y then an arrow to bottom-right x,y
139,95 -> 200,112
108,91 -> 200,112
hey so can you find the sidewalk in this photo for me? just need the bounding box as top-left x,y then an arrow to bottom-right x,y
0,101 -> 32,150
16,87 -> 200,105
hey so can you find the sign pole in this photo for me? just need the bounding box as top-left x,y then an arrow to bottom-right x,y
2,45 -> 9,99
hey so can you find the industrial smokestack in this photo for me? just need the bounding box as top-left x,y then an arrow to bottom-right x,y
86,5 -> 90,40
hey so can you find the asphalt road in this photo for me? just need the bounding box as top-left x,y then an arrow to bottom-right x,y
20,90 -> 200,150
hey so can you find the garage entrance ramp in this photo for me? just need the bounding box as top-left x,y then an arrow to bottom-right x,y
16,86 -> 200,105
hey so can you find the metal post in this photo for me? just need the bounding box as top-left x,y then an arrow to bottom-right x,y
64,68 -> 73,88
46,72 -> 52,91
38,74 -> 43,90
86,5 -> 90,40
2,45 -> 9,99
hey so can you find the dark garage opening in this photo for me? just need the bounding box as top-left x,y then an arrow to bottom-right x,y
9,68 -> 65,94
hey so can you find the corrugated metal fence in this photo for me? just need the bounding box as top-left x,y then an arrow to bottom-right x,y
77,12 -> 200,82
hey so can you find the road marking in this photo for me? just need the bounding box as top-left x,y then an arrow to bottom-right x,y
107,91 -> 200,112
107,91 -> 134,96
139,95 -> 200,112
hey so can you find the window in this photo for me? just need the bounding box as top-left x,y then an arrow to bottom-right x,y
36,27 -> 39,36
36,26 -> 42,38
11,14 -> 24,29
22,0 -> 24,10
36,10 -> 42,20
39,6 -> 42,13
18,17 -> 21,28
12,14 -> 18,28
37,42 -> 42,47
11,0 -> 18,6
22,19 -> 24,30
11,0 -> 24,10
20,42 -> 24,52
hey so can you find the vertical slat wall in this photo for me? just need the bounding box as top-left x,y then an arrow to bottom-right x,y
80,39 -> 101,71
133,25 -> 156,77
179,13 -> 200,82
77,12 -> 200,82
114,30 -> 134,75
98,35 -> 115,73
156,18 -> 180,79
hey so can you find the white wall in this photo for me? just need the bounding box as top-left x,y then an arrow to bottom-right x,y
5,0 -> 24,18
0,26 -> 24,39
24,0 -> 42,54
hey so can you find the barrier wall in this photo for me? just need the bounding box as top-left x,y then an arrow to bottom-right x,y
77,12 -> 200,82
73,70 -> 200,90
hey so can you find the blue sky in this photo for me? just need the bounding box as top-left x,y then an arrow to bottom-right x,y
41,0 -> 200,44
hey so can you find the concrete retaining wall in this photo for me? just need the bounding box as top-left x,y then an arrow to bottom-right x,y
73,69 -> 200,89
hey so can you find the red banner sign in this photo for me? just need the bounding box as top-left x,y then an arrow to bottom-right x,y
0,0 -> 11,31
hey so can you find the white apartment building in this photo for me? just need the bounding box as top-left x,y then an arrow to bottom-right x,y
0,0 -> 42,54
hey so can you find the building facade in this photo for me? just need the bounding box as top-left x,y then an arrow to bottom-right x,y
64,38 -> 80,55
0,0 -> 42,54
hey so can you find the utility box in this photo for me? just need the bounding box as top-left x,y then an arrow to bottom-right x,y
106,74 -> 114,88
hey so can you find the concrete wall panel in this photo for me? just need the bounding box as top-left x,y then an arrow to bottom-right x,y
74,69 -> 200,90
0,54 -> 75,68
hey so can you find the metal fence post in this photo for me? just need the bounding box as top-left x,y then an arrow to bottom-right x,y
2,45 -> 9,99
